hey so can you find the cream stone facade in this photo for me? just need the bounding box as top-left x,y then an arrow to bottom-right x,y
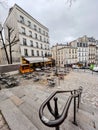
70,35 -> 97,66
95,44 -> 98,65
51,44 -> 67,66
57,46 -> 77,67
51,44 -> 77,67
3,4 -> 50,64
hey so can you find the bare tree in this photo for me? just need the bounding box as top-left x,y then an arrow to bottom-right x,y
0,27 -> 10,64
6,25 -> 19,64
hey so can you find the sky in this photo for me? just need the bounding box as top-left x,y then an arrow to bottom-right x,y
0,0 -> 98,46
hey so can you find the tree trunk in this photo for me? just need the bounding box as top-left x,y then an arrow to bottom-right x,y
0,32 -> 10,64
8,28 -> 13,64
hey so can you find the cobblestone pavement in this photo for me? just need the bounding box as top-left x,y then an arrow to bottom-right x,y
0,112 -> 9,130
17,69 -> 98,109
0,69 -> 98,130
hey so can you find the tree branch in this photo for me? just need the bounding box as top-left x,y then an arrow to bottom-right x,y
10,35 -> 16,44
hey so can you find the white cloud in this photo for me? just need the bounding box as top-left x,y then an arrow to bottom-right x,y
0,0 -> 98,45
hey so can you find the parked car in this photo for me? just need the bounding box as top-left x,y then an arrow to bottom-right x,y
72,65 -> 79,69
93,67 -> 98,72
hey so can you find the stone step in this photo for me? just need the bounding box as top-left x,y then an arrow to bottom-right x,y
61,120 -> 82,130
80,103 -> 98,115
20,94 -> 83,130
79,104 -> 98,129
19,101 -> 55,130
0,99 -> 38,130
21,95 -> 53,118
76,109 -> 96,130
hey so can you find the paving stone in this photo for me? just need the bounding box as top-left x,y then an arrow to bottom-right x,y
19,102 -> 54,130
0,71 -> 98,130
10,87 -> 25,98
76,109 -> 96,130
0,91 -> 8,103
0,99 -> 38,130
4,90 -> 14,98
0,119 -> 5,129
10,95 -> 24,106
0,124 -> 9,130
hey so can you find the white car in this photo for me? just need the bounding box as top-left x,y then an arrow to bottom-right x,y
93,67 -> 98,72
72,65 -> 79,69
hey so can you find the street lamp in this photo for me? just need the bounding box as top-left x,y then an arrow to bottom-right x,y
42,55 -> 45,69
0,23 -> 10,64
55,44 -> 58,75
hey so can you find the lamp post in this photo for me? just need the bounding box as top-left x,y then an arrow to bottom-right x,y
0,24 -> 10,64
55,44 -> 58,75
42,55 -> 45,69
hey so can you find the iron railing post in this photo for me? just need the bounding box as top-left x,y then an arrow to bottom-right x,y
77,94 -> 80,109
54,97 -> 60,130
78,87 -> 82,108
73,90 -> 77,125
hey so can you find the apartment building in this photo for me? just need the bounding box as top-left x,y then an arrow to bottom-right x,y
95,44 -> 98,65
3,4 -> 50,64
51,44 -> 77,67
70,35 -> 96,66
88,37 -> 96,64
57,46 -> 77,67
51,44 -> 66,64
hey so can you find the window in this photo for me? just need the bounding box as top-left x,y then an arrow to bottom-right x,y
40,36 -> 42,41
28,21 -> 31,27
83,43 -> 85,47
30,40 -> 33,47
39,28 -> 41,33
21,27 -> 26,35
77,42 -> 79,47
43,31 -> 45,35
46,32 -> 48,36
23,38 -> 27,45
20,16 -> 24,24
36,42 -> 38,48
37,50 -> 39,56
41,44 -> 43,49
35,33 -> 37,39
47,39 -> 49,43
34,25 -> 37,31
80,43 -> 82,47
41,51 -> 43,56
29,31 -> 32,37
31,50 -> 34,56
44,38 -> 46,42
24,49 -> 28,56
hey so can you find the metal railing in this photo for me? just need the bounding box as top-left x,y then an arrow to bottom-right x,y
39,87 -> 83,130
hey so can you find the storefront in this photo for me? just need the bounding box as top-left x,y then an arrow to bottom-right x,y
21,57 -> 52,69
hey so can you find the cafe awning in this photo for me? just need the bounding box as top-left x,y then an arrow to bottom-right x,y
24,57 -> 51,63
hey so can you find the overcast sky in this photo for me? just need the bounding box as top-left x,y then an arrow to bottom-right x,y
0,0 -> 98,46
